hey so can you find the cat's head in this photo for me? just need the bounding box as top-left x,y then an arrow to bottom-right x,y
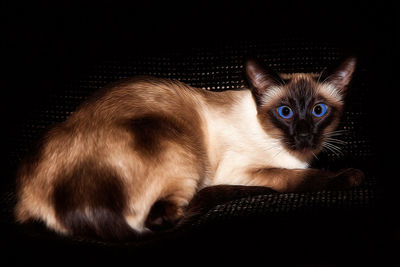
245,57 -> 356,159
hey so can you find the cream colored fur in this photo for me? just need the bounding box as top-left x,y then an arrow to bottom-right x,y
200,89 -> 309,188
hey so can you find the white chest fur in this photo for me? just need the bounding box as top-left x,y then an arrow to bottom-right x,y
201,90 -> 308,186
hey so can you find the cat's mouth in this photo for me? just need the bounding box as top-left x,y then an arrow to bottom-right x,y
284,135 -> 321,155
292,146 -> 319,155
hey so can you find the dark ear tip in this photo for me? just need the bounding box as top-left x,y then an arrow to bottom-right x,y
244,57 -> 259,69
345,56 -> 357,66
339,56 -> 357,71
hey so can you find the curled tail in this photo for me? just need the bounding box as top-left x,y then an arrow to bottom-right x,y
52,161 -> 137,241
54,206 -> 137,241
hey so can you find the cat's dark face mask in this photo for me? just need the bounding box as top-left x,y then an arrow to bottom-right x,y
245,57 -> 356,158
267,84 -> 340,154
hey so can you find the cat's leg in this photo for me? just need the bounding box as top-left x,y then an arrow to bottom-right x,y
145,195 -> 188,231
246,167 -> 364,192
126,111 -> 207,232
128,143 -> 204,232
145,178 -> 198,231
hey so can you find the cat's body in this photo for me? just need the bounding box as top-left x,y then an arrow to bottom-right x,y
15,58 -> 363,240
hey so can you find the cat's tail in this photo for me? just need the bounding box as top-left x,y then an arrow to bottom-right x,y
52,161 -> 138,241
54,206 -> 138,241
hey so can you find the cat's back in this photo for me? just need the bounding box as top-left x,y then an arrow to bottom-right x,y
46,77 -> 207,159
14,77 -> 209,237
16,76 -> 207,186
70,77 -> 204,123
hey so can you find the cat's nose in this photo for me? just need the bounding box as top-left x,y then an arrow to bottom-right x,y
295,120 -> 312,139
297,133 -> 311,142
298,133 -> 310,139
295,132 -> 313,150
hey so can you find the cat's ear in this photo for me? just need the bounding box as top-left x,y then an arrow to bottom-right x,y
245,59 -> 281,105
325,57 -> 357,94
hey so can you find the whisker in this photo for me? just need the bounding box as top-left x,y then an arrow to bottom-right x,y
325,129 -> 348,133
324,132 -> 346,137
322,142 -> 344,157
323,142 -> 342,152
323,141 -> 342,154
325,142 -> 343,151
322,144 -> 340,157
324,137 -> 347,145
323,130 -> 348,137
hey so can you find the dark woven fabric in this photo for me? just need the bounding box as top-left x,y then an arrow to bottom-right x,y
191,187 -> 377,228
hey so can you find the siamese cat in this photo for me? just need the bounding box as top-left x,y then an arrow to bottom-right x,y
15,57 -> 364,240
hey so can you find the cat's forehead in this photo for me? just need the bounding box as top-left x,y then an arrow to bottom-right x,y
280,72 -> 320,82
261,73 -> 343,106
285,73 -> 318,98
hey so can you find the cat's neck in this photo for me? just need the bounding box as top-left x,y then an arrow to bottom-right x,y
200,89 -> 310,179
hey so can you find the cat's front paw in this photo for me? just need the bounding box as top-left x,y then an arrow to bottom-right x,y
337,168 -> 365,187
328,168 -> 365,190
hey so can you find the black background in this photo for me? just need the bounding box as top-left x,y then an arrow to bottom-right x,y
2,0 -> 398,264
3,0 -> 397,197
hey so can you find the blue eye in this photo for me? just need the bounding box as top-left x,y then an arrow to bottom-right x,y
277,105 -> 293,119
312,103 -> 327,117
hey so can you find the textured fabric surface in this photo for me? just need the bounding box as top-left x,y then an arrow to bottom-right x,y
193,187 -> 377,227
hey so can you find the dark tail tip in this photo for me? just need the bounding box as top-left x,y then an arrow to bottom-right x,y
61,208 -> 138,241
52,160 -> 139,241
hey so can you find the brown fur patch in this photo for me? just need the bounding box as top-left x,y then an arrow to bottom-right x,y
52,160 -> 136,240
130,115 -> 182,157
128,113 -> 203,161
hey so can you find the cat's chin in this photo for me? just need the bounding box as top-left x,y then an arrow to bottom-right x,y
286,146 -> 321,161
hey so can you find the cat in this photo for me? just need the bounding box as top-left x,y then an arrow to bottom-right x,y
14,57 -> 364,240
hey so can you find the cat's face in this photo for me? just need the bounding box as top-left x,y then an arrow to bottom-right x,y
245,57 -> 356,158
